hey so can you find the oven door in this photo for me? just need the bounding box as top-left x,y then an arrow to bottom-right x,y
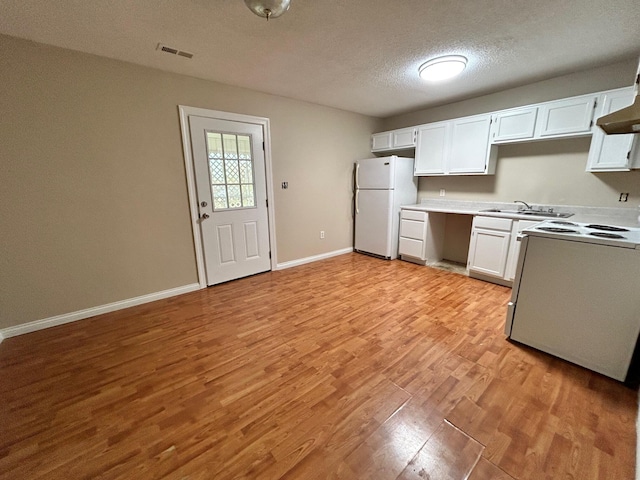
504,234 -> 529,336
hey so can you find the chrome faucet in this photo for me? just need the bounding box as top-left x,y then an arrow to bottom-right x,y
514,200 -> 532,210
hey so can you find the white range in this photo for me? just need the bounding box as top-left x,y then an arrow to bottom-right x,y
505,219 -> 640,381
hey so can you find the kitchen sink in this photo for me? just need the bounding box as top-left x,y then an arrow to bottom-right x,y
480,208 -> 574,218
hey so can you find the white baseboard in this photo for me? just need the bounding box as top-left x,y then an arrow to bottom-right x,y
0,249 -> 353,339
0,283 -> 201,339
276,247 -> 353,270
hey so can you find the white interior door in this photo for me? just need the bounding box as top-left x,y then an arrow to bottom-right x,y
189,116 -> 271,285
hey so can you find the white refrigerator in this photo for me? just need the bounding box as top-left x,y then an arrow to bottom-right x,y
354,156 -> 417,259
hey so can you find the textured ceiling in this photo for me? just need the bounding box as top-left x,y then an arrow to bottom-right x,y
0,0 -> 639,118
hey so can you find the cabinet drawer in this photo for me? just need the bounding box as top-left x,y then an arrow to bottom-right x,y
399,237 -> 424,258
400,219 -> 426,240
473,216 -> 512,231
401,209 -> 427,221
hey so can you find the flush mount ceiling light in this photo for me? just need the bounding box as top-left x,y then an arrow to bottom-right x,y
244,0 -> 291,20
419,55 -> 467,82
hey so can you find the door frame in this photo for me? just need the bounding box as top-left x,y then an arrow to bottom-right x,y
178,106 -> 278,289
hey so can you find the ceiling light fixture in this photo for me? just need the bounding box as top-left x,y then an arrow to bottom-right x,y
244,0 -> 291,20
419,55 -> 467,82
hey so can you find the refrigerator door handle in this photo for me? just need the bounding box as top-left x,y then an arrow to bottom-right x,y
355,163 -> 360,190
355,189 -> 359,214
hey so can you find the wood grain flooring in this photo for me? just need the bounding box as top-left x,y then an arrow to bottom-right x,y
0,253 -> 636,479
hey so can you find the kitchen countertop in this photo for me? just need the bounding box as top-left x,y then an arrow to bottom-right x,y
401,199 -> 640,228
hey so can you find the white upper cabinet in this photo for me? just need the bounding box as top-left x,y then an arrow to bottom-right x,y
536,94 -> 597,138
375,85 -> 637,175
586,87 -> 640,172
414,121 -> 450,175
448,115 -> 495,174
371,131 -> 392,151
415,113 -> 495,176
371,127 -> 416,153
392,128 -> 417,149
490,93 -> 598,145
491,107 -> 538,143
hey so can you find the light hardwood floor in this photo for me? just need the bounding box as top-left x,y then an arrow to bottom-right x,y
0,253 -> 636,479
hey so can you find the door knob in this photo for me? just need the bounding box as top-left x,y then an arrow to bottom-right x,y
201,213 -> 210,219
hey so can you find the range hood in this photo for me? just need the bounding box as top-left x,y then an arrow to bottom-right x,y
596,89 -> 640,134
596,59 -> 640,135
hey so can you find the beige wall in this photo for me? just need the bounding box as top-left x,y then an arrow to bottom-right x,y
382,59 -> 640,209
0,34 -> 380,330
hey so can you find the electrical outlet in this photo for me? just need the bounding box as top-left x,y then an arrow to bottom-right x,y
619,192 -> 629,202
320,231 -> 325,239
439,189 -> 445,197
281,181 -> 288,189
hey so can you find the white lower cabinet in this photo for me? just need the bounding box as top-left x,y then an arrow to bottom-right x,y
401,211 -> 546,287
468,229 -> 511,277
398,209 -> 445,264
468,216 -> 543,285
467,216 -> 512,279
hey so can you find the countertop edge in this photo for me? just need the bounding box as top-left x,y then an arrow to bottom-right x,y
400,201 -> 640,227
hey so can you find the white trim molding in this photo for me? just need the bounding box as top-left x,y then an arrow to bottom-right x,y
0,283 -> 200,339
276,248 -> 353,270
178,106 -> 278,289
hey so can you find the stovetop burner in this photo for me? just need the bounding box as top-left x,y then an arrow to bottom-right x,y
537,227 -> 579,233
550,221 -> 578,226
585,224 -> 629,232
524,220 -> 640,248
589,232 -> 626,239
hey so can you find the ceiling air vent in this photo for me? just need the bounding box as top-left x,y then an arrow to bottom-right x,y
157,43 -> 194,59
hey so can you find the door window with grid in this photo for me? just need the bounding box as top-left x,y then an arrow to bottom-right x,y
206,132 -> 256,210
